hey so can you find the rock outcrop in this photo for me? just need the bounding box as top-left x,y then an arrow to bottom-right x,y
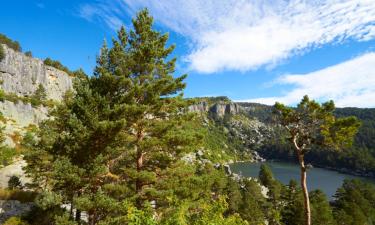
189,101 -> 242,117
0,200 -> 34,224
0,44 -> 72,101
0,44 -> 73,146
188,101 -> 209,113
210,103 -> 241,117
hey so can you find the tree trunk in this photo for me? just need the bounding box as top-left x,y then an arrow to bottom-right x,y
298,154 -> 311,225
293,135 -> 311,225
136,148 -> 143,193
69,200 -> 73,218
75,209 -> 81,223
88,213 -> 95,225
135,129 -> 145,194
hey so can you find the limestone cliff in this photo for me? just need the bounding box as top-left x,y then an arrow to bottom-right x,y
189,101 -> 242,117
0,44 -> 73,145
0,44 -> 72,100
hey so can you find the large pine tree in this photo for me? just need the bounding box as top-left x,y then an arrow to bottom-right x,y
25,9 -> 202,224
91,9 -> 201,208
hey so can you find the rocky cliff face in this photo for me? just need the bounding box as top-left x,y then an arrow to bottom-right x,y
210,103 -> 241,117
188,101 -> 209,113
0,44 -> 73,146
0,44 -> 72,101
189,101 -> 242,117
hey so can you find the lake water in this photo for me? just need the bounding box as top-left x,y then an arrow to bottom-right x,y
230,161 -> 374,199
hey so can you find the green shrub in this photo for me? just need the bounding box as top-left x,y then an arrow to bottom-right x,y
0,146 -> 17,166
24,51 -> 32,57
0,45 -> 4,61
0,33 -> 21,51
43,58 -> 71,74
3,216 -> 29,225
8,175 -> 22,190
0,89 -> 5,101
4,92 -> 21,104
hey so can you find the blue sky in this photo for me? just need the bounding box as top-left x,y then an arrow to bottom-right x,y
1,0 -> 375,107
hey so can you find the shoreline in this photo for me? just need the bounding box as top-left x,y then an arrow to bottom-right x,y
229,158 -> 375,179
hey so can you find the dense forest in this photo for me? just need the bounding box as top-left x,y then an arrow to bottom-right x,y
0,9 -> 374,225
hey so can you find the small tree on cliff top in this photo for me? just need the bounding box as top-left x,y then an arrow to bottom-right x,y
273,95 -> 360,225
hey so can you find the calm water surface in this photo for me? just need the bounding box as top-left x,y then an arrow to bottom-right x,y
230,161 -> 374,198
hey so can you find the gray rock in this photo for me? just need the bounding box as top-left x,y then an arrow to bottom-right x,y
0,200 -> 34,223
210,103 -> 241,117
0,44 -> 72,101
188,101 -> 242,118
0,158 -> 30,189
188,101 -> 209,113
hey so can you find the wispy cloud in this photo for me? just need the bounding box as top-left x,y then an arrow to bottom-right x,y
240,52 -> 375,107
79,0 -> 375,73
36,2 -> 45,9
78,1 -> 124,31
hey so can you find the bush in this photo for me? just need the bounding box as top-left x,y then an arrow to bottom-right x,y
24,51 -> 32,57
43,58 -> 71,74
3,216 -> 29,225
8,175 -> 22,189
0,146 -> 17,166
0,45 -> 4,61
0,89 -> 5,101
0,33 -> 21,51
4,92 -> 21,104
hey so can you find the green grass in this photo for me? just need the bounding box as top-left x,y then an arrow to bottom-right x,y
0,146 -> 17,166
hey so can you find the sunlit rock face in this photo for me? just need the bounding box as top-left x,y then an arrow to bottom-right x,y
0,44 -> 72,101
189,101 -> 242,117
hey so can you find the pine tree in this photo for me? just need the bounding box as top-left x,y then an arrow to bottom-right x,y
25,75 -> 127,223
274,95 -> 360,225
258,164 -> 283,225
259,164 -> 274,187
332,179 -> 375,225
92,9 -> 201,209
281,180 -> 305,225
25,9 -> 202,224
310,190 -> 335,225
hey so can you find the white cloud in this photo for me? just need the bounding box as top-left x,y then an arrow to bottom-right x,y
78,2 -> 124,31
80,0 -> 375,73
240,52 -> 375,107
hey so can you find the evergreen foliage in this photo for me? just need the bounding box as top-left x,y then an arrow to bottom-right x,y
8,175 -> 22,190
0,33 -> 21,51
30,84 -> 47,107
332,179 -> 375,225
43,57 -> 71,74
274,95 -> 360,225
0,44 -> 4,61
24,51 -> 32,57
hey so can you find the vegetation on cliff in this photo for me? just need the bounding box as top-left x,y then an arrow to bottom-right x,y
0,33 -> 21,52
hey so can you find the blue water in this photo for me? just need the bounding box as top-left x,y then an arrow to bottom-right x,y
230,161 -> 374,198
